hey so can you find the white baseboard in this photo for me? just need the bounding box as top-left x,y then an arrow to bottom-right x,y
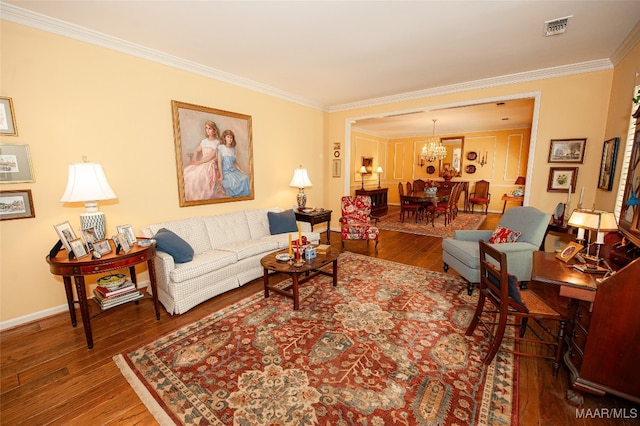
0,280 -> 150,331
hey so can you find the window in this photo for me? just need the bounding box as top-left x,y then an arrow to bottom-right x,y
614,84 -> 640,220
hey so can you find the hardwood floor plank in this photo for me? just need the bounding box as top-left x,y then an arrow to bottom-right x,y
1,208 -> 637,425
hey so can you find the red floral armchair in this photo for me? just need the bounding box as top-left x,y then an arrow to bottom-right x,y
340,196 -> 380,252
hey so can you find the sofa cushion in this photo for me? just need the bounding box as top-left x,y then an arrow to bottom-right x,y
169,250 -> 238,283
145,217 -> 212,254
489,226 -> 521,244
217,239 -> 280,261
246,207 -> 283,239
154,228 -> 195,263
268,209 -> 298,234
204,212 -> 252,248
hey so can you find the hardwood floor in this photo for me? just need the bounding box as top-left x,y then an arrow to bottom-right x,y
1,208 -> 638,425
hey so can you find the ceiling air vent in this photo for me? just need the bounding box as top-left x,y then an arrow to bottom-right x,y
545,15 -> 572,37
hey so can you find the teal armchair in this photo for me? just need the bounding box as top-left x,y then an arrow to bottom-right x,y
442,206 -> 550,294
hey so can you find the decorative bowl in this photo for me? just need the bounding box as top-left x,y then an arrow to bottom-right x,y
302,208 -> 313,213
97,274 -> 126,289
275,253 -> 291,262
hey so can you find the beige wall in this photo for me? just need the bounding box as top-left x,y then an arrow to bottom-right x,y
0,22 -> 324,323
1,19 -> 638,325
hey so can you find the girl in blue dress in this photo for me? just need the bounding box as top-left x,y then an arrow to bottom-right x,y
217,129 -> 250,197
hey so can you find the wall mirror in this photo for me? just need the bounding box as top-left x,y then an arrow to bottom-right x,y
440,136 -> 464,177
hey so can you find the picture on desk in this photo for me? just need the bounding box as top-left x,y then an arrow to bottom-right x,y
556,241 -> 584,263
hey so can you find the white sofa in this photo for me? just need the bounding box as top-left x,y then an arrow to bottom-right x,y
142,208 -> 320,314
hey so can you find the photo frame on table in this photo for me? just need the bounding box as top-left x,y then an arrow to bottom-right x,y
0,97 -> 18,136
0,144 -> 34,183
81,227 -> 99,250
556,241 -> 584,263
548,138 -> 586,163
332,159 -> 341,178
171,100 -> 254,207
115,232 -> 131,253
598,137 -> 619,191
547,167 -> 578,192
116,224 -> 136,245
69,238 -> 89,259
0,189 -> 35,221
54,221 -> 76,254
93,239 -> 113,255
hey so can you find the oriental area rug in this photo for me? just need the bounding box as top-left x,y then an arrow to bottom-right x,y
114,252 -> 518,426
376,212 -> 485,238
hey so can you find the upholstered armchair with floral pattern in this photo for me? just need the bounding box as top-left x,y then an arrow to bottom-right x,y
340,195 -> 380,252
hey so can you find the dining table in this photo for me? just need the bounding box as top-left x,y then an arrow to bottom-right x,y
401,192 -> 440,226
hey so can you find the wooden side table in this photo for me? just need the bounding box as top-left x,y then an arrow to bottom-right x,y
46,240 -> 161,349
355,188 -> 388,215
295,208 -> 332,243
501,193 -> 524,213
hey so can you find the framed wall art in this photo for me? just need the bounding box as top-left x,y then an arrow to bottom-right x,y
332,159 -> 341,178
0,97 -> 18,136
0,144 -> 34,183
597,137 -> 619,191
547,167 -> 578,192
548,138 -> 586,163
171,100 -> 254,207
0,189 -> 35,221
361,156 -> 373,174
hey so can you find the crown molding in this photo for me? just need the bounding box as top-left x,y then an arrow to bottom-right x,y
0,3 -> 324,111
610,21 -> 640,66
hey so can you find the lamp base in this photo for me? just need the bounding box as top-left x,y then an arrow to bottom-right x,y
80,211 -> 107,240
296,188 -> 307,210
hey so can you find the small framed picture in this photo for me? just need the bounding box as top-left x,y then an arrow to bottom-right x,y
547,167 -> 578,193
556,241 -> 584,263
0,97 -> 18,136
0,144 -> 34,183
116,224 -> 136,245
597,137 -> 619,191
69,238 -> 89,259
0,189 -> 35,221
115,232 -> 131,253
54,221 -> 77,254
332,159 -> 341,178
93,239 -> 113,255
548,138 -> 586,163
81,227 -> 99,251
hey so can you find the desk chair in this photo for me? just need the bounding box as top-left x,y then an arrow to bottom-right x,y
466,240 -> 566,376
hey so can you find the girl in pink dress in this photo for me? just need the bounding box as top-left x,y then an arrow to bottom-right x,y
183,120 -> 226,201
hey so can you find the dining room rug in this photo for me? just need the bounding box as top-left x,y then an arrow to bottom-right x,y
114,252 -> 518,426
376,211 -> 486,238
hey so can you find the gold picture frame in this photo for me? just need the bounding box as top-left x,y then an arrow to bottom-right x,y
171,100 -> 254,207
556,241 -> 584,263
0,97 -> 18,136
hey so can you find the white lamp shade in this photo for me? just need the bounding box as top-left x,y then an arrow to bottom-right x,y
568,209 -> 618,231
289,167 -> 312,188
376,166 -> 383,173
359,166 -> 367,174
598,212 -> 618,232
60,163 -> 116,202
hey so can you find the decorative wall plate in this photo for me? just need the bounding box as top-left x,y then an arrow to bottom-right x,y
465,164 -> 476,174
426,165 -> 435,174
467,151 -> 478,161
333,151 -> 340,157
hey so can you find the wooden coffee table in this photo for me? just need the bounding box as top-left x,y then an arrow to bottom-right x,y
261,247 -> 340,310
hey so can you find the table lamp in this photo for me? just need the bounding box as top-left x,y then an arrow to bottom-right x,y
513,176 -> 526,196
376,166 -> 383,188
289,165 -> 312,210
567,209 -> 618,264
60,162 -> 116,240
359,166 -> 367,190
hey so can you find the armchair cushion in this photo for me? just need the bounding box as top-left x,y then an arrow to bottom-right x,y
154,228 -> 195,264
267,209 -> 297,235
489,226 -> 522,244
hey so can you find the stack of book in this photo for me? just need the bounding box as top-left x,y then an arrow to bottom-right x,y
93,281 -> 143,310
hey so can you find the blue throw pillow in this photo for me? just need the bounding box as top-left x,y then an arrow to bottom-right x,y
487,270 -> 528,311
154,228 -> 194,263
268,209 -> 298,235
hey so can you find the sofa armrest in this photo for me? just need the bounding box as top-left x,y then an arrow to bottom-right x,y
154,250 -> 175,282
488,241 -> 538,254
452,230 -> 493,242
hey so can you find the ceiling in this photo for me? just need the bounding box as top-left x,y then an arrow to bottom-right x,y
3,1 -> 640,136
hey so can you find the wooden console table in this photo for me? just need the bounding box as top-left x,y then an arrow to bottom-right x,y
355,187 -> 388,215
531,252 -> 640,404
46,241 -> 161,349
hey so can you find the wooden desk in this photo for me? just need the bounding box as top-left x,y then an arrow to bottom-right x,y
295,209 -> 332,243
501,193 -> 524,213
531,252 -> 640,404
46,241 -> 161,349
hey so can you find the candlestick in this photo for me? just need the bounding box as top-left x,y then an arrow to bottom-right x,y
288,234 -> 293,257
297,223 -> 302,244
567,184 -> 572,204
578,187 -> 584,207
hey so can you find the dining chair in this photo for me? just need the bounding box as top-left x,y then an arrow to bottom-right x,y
465,240 -> 566,376
412,179 -> 426,193
469,180 -> 491,214
434,183 -> 458,225
398,183 -> 423,223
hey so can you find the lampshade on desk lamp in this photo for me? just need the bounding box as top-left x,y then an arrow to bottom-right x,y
376,166 -> 383,188
60,162 -> 116,240
289,166 -> 312,210
567,209 -> 618,264
359,166 -> 367,190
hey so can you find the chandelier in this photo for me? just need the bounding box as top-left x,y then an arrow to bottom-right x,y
419,119 -> 446,163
